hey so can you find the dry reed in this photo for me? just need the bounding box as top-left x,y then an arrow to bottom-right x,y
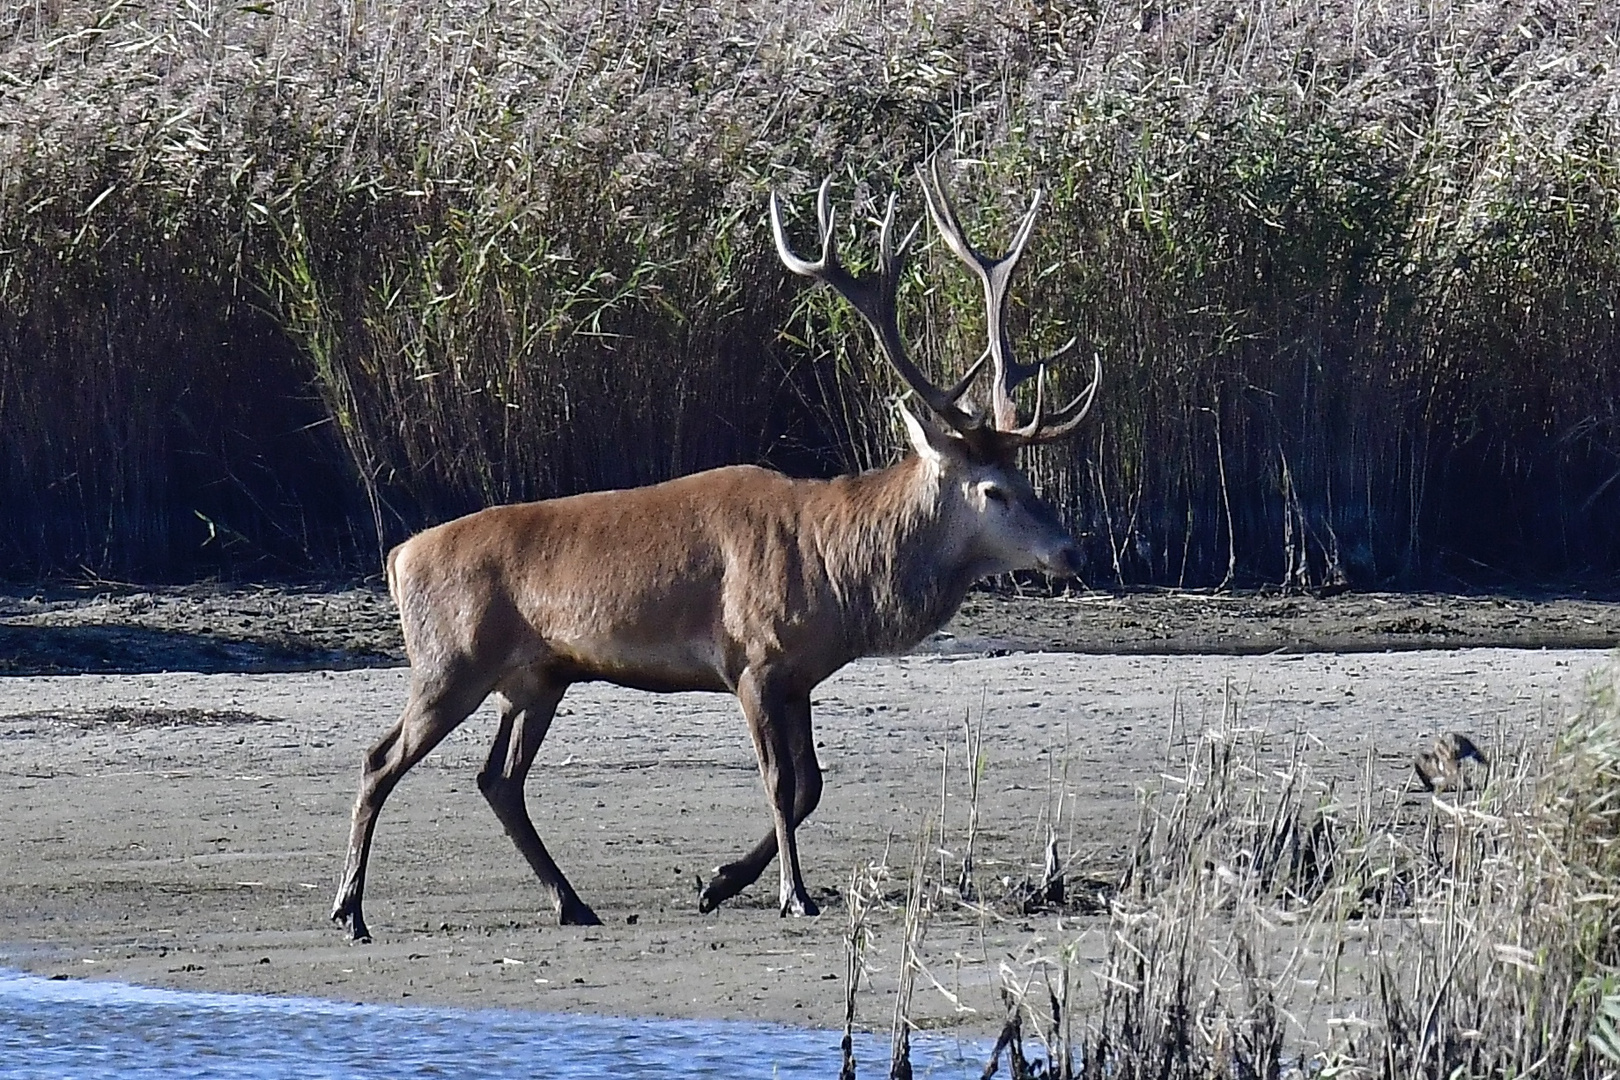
944,663 -> 1620,1077
2,0 -> 1618,582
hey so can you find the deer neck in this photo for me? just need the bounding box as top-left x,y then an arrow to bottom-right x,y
811,454 -> 977,657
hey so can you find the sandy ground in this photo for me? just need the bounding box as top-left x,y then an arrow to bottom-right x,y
2,585 -> 1614,1037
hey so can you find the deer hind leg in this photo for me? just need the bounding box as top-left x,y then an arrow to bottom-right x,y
476,673 -> 601,926
331,667 -> 492,942
699,678 -> 822,916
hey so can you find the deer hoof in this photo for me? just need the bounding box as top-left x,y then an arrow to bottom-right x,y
559,899 -> 602,927
781,892 -> 820,918
696,867 -> 745,913
331,905 -> 372,943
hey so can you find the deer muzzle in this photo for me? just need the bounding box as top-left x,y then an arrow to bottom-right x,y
1038,537 -> 1085,579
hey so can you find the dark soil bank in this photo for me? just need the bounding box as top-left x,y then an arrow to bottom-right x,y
1,585 -> 1616,676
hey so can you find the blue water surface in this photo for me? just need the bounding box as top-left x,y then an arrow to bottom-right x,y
0,968 -> 984,1079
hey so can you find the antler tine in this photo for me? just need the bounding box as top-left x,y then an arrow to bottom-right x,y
879,190 -> 924,272
770,185 -> 829,279
1009,366 -> 1048,439
1041,336 -> 1080,365
771,178 -> 976,431
1020,353 -> 1104,444
917,158 -> 976,270
1004,339 -> 1082,438
918,157 -> 1043,431
944,349 -> 989,404
1002,193 -> 1043,275
815,175 -> 836,250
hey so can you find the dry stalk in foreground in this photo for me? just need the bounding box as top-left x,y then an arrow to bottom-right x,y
976,665 -> 1620,1078
841,858 -> 885,1080
888,826 -> 935,1080
853,668 -> 1619,1076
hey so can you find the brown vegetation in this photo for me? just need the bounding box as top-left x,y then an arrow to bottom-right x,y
869,665 -> 1620,1078
2,0 -> 1619,584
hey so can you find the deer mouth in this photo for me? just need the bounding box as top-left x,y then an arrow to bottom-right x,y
1038,542 -> 1085,579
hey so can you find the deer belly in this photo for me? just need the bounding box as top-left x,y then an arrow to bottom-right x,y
552,636 -> 729,694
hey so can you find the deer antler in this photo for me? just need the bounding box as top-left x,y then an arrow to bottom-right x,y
917,158 -> 1101,445
770,178 -> 985,433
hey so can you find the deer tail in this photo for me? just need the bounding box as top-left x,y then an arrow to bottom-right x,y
384,544 -> 403,608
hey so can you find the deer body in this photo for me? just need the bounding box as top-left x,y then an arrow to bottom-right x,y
332,163 -> 1101,941
392,459 -> 983,696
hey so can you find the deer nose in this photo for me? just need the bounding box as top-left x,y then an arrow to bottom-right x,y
1042,539 -> 1084,578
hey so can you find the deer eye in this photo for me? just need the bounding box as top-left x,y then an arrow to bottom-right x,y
982,484 -> 1009,506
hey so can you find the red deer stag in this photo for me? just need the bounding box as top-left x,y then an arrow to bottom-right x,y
330,161 -> 1101,940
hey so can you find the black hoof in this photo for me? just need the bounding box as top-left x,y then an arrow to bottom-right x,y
781,894 -> 820,918
331,902 -> 371,943
698,876 -> 737,914
560,900 -> 603,927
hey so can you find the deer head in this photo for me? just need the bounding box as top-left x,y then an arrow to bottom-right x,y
769,160 -> 1102,579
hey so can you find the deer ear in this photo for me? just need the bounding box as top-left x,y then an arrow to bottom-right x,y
898,401 -> 966,467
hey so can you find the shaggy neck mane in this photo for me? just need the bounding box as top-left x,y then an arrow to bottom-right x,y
806,453 -> 973,656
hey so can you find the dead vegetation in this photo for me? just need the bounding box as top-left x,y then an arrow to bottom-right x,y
850,663 -> 1620,1078
1,0 -> 1618,584
0,706 -> 278,729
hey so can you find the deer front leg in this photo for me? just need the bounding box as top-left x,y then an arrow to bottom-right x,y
700,679 -> 822,915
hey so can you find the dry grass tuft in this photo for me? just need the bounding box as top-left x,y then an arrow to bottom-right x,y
968,663 -> 1620,1077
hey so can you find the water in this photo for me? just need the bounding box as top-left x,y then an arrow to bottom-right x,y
0,968 -> 982,1079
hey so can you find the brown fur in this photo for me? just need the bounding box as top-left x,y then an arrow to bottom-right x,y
390,459 -> 972,690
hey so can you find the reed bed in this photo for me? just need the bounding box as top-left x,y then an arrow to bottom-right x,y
2,0 -> 1618,581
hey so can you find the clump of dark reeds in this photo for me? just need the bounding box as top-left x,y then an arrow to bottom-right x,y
3,1 -> 1619,582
